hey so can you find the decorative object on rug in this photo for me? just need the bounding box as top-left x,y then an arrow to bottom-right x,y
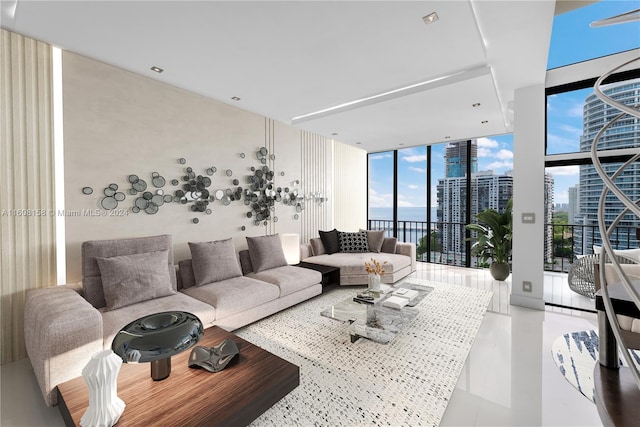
281,233 -> 300,265
112,311 -> 203,381
188,338 -> 240,373
466,197 -> 513,280
551,330 -> 640,402
80,350 -> 125,427
235,280 -> 493,426
365,258 -> 387,296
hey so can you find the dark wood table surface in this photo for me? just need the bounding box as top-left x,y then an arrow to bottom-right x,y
57,326 -> 299,427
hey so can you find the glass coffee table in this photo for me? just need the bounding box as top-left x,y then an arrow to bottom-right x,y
321,282 -> 433,344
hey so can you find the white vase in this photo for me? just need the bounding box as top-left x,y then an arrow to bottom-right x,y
80,350 -> 125,427
368,274 -> 381,295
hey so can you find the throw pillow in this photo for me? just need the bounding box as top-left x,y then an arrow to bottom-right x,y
360,229 -> 385,253
310,238 -> 327,256
381,237 -> 398,254
319,229 -> 340,254
338,231 -> 369,253
96,250 -> 176,311
189,239 -> 242,286
178,259 -> 196,289
246,234 -> 288,273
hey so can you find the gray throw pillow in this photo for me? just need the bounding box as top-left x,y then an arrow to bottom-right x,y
188,239 -> 242,286
246,234 -> 288,273
310,238 -> 327,256
96,250 -> 176,311
360,229 -> 385,253
338,231 -> 369,253
381,237 -> 398,254
178,259 -> 196,289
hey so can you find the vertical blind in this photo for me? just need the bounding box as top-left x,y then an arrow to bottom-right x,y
1,29 -> 57,364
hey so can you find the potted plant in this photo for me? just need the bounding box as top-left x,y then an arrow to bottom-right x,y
466,198 -> 513,281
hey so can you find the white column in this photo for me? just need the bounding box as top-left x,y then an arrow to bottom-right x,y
511,84 -> 545,310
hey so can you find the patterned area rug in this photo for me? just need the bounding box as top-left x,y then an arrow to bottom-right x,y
551,330 -> 640,402
235,280 -> 493,426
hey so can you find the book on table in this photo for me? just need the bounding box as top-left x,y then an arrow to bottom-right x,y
382,288 -> 420,309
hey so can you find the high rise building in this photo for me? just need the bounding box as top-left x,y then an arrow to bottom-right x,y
445,140 -> 478,178
544,173 -> 554,264
574,78 -> 640,254
568,185 -> 579,225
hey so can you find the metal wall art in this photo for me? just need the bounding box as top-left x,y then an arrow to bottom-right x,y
82,147 -> 323,226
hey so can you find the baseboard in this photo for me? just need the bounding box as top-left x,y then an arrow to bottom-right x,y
510,293 -> 545,310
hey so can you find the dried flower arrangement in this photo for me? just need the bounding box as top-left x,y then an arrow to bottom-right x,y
364,258 -> 387,276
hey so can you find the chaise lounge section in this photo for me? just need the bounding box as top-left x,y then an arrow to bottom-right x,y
300,229 -> 416,285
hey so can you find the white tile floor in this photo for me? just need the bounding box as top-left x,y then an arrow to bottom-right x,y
0,263 -> 602,426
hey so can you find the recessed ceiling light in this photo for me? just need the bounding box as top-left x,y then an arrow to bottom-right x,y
423,12 -> 439,25
399,143 -> 405,146
445,136 -> 451,139
150,66 -> 164,73
356,142 -> 362,145
472,103 -> 481,107
331,133 -> 338,136
481,120 -> 488,124
231,96 -> 241,101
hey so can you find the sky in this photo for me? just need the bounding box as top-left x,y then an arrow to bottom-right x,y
369,0 -> 640,212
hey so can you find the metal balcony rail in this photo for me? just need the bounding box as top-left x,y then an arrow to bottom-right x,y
367,219 -> 639,273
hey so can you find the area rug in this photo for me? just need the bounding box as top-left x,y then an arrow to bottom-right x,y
235,280 -> 493,426
551,330 -> 640,402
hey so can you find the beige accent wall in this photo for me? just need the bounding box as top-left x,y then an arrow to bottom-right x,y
1,30 -> 57,364
333,142 -> 367,231
62,52 -> 309,282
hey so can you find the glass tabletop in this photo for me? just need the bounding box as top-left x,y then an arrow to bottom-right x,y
321,282 -> 433,344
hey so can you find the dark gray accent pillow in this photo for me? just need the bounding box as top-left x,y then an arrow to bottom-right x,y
246,234 -> 288,273
338,231 -> 369,253
381,237 -> 398,254
360,229 -> 385,253
96,250 -> 176,311
188,239 -> 242,286
319,229 -> 340,254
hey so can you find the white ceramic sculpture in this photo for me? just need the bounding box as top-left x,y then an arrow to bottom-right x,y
80,350 -> 125,427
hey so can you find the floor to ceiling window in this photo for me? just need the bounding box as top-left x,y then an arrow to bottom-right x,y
368,135 -> 514,267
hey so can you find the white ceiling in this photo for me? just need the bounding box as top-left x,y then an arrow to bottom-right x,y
1,1 -> 557,152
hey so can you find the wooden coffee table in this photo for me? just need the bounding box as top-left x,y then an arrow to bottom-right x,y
57,326 -> 299,426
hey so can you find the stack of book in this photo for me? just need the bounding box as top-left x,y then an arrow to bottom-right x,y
382,288 -> 419,310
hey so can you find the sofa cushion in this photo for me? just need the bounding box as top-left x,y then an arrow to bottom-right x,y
178,259 -> 196,289
310,238 -> 326,256
361,229 -> 385,253
96,250 -> 176,311
181,276 -> 280,320
101,292 -> 216,348
248,266 -> 322,297
82,234 -> 176,309
246,234 -> 288,273
381,237 -> 398,254
189,239 -> 242,286
338,231 -> 369,253
319,229 -> 340,254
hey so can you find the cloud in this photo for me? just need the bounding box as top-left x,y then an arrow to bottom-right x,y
398,200 -> 415,207
495,149 -> 513,160
568,103 -> 584,118
476,137 -> 498,148
477,147 -> 493,157
408,166 -> 426,173
548,165 -> 579,176
369,153 -> 393,160
408,184 -> 419,190
487,161 -> 513,170
402,155 -> 427,163
368,188 -> 392,207
560,124 -> 582,137
547,133 -> 579,149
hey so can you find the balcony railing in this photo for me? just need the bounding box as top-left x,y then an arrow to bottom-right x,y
367,219 -> 639,273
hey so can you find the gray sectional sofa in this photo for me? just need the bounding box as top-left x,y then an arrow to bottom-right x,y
300,231 -> 416,285
24,234 -> 321,407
